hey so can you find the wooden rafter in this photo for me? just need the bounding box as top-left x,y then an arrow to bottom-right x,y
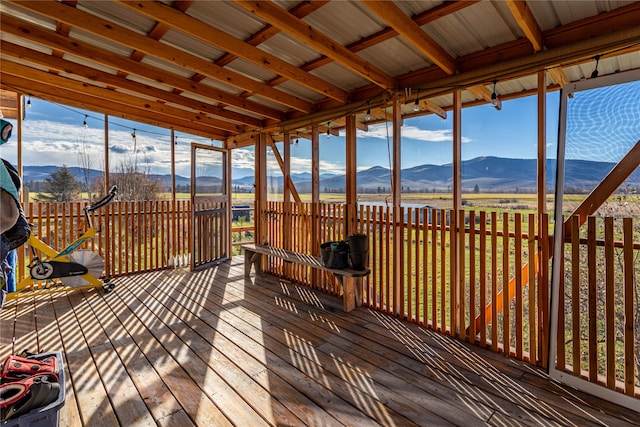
117,0 -> 348,104
505,0 -> 544,52
267,1 -> 476,88
216,1 -> 330,68
467,84 -> 501,109
1,62 -> 236,135
0,89 -> 20,120
232,0 -> 396,90
417,99 -> 447,119
7,0 -> 313,113
0,14 -> 284,121
0,41 -> 259,129
361,1 -> 457,75
0,73 -> 227,140
546,67 -> 570,86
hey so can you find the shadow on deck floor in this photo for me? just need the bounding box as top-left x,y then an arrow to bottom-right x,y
1,259 -> 638,426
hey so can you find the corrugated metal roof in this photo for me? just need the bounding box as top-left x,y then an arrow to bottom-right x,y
0,0 -> 637,139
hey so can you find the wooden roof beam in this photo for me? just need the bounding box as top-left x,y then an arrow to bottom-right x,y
232,0 -> 396,90
546,67 -> 570,86
1,61 -> 239,134
468,84 -> 501,110
0,41 -> 261,128
215,1 -> 329,68
505,0 -> 544,52
0,89 -> 20,120
0,14 -> 283,121
0,74 -> 228,140
266,1 -> 477,88
7,0 -> 313,113
361,1 -> 457,75
118,0 -> 348,104
417,99 -> 447,119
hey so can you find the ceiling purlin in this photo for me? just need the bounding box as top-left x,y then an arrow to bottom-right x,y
0,73 -> 229,140
360,1 -> 457,75
0,41 -> 261,129
504,1 -> 571,87
128,1 -> 194,62
277,22 -> 640,132
467,85 -> 496,104
232,0 -> 396,90
2,61 -> 242,134
117,0 -> 348,104
267,0 -> 477,89
0,14 -> 284,121
215,0 -> 330,69
418,99 -> 447,119
6,0 -> 313,113
505,0 -> 543,52
546,67 -> 569,86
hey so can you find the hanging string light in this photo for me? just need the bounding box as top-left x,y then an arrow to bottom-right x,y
413,89 -> 420,112
83,115 -> 88,128
591,54 -> 601,79
26,97 -> 32,109
491,80 -> 502,110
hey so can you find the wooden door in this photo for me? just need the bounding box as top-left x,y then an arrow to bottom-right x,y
190,143 -> 230,270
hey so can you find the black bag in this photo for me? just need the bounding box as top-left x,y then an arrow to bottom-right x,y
320,241 -> 350,269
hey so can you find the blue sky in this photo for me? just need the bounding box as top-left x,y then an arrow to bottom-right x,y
1,92 -> 561,179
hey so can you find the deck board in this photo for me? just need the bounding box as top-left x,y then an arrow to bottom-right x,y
1,259 -> 638,427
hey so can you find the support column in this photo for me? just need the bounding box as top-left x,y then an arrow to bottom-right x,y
103,115 -> 109,190
255,132 -> 268,246
537,71 -> 548,364
392,92 -> 402,315
345,114 -> 357,237
283,132 -> 292,253
170,128 -> 175,200
310,125 -> 321,286
537,71 -> 547,215
17,94 -> 23,196
311,125 -> 320,256
453,89 -> 463,335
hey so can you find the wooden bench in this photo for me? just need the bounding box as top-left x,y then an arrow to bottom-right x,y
240,244 -> 370,312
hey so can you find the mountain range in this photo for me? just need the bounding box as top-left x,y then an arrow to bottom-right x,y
18,156 -> 640,193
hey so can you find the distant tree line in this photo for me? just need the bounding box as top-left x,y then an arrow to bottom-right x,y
30,162 -> 163,203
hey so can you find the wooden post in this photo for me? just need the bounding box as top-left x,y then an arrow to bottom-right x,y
392,93 -> 402,315
345,114 -> 357,238
171,128 -> 176,201
104,114 -> 111,275
537,71 -> 547,216
537,71 -> 548,363
283,132 -> 292,278
255,132 -> 268,246
453,89 -> 462,335
311,126 -> 320,286
16,94 -> 23,192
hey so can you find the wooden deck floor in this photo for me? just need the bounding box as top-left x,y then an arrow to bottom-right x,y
1,260 -> 638,426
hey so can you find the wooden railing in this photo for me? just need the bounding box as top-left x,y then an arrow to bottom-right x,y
15,199 -> 638,398
557,215 -> 639,398
17,200 -> 192,280
259,201 -> 638,399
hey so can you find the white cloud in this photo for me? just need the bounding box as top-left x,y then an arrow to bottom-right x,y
358,123 -> 472,143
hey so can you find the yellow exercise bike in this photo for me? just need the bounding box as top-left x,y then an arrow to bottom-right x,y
9,186 -> 117,299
